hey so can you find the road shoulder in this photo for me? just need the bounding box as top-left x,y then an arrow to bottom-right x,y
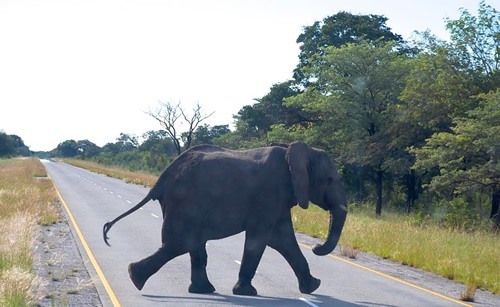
33,200 -> 102,307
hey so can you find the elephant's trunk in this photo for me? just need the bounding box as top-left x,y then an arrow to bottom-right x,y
312,192 -> 347,256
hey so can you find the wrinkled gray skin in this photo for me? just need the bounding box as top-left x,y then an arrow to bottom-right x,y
103,141 -> 347,296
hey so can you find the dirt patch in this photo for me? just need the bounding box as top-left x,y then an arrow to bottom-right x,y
33,201 -> 102,307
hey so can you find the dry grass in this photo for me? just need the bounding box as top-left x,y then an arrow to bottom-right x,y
461,284 -> 477,302
339,245 -> 359,259
62,158 -> 157,187
0,267 -> 42,306
0,158 -> 60,306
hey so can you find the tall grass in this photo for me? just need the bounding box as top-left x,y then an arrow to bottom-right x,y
0,158 -> 59,306
292,205 -> 499,295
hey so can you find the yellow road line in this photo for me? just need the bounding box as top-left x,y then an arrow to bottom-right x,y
298,243 -> 472,307
49,176 -> 121,307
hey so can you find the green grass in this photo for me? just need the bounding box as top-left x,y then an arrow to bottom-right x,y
0,158 -> 60,306
65,159 -> 499,295
292,205 -> 499,295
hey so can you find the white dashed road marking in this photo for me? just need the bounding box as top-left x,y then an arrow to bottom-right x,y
299,298 -> 319,307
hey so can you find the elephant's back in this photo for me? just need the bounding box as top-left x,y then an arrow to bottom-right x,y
149,145 -> 287,201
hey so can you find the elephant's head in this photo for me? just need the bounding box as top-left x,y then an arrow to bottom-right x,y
286,141 -> 348,256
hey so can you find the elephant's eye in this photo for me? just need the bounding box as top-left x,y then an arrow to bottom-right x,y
327,177 -> 334,185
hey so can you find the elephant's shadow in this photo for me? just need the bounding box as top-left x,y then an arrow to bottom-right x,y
142,293 -> 365,306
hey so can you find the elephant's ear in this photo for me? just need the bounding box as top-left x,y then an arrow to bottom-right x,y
286,141 -> 311,209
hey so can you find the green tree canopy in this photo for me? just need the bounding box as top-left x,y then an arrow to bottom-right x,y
76,140 -> 101,158
235,81 -> 304,138
190,124 -> 230,146
294,11 -> 403,85
56,140 -> 79,157
285,41 -> 410,214
445,0 -> 499,79
0,132 -> 19,157
411,89 -> 500,225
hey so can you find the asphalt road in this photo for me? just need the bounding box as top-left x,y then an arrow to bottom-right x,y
44,160 -> 473,307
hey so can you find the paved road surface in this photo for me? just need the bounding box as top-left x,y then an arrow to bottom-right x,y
44,160 -> 472,307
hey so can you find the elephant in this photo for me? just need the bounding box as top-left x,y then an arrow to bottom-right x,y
103,141 -> 348,296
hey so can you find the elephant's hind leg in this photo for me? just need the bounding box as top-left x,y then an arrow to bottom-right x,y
129,243 -> 186,290
189,244 -> 216,294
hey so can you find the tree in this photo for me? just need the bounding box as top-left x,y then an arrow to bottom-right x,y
76,140 -> 101,158
411,89 -> 500,228
139,130 -> 177,172
294,12 -> 403,85
190,124 -> 230,145
56,140 -> 79,157
0,133 -> 30,157
115,133 -> 139,151
0,132 -> 17,157
398,1 -> 498,213
234,81 -> 305,139
445,1 -> 499,80
285,41 -> 410,215
400,45 -> 478,134
139,130 -> 177,155
148,101 -> 214,155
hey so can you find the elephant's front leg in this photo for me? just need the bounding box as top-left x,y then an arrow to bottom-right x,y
189,244 -> 215,294
232,232 -> 267,296
268,219 -> 321,294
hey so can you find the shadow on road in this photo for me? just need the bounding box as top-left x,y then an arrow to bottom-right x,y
142,293 -> 365,306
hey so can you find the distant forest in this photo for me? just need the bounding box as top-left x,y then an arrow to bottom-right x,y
2,2 -> 498,228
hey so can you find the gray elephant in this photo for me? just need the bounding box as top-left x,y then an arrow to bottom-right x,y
103,141 -> 347,296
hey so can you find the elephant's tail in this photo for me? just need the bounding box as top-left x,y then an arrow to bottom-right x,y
103,193 -> 153,246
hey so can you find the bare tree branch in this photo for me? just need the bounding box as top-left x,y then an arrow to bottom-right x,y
181,102 -> 215,150
147,101 -> 214,155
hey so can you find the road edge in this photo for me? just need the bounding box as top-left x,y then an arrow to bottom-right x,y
49,174 -> 122,307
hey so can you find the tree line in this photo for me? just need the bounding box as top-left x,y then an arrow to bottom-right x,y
0,132 -> 31,157
4,2 -> 498,229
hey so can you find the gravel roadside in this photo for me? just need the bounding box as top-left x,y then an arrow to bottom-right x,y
33,200 -> 102,307
32,200 -> 499,306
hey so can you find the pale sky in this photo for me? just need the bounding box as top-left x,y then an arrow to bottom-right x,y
0,0 -> 488,151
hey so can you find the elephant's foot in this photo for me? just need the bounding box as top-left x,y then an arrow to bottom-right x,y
188,281 -> 216,294
299,276 -> 321,294
232,281 -> 257,296
128,262 -> 150,291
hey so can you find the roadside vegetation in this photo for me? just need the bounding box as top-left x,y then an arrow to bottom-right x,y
63,158 -> 157,187
293,205 -> 499,295
63,159 -> 499,295
0,158 -> 59,306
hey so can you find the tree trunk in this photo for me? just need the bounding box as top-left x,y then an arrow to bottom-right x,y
375,170 -> 383,216
406,169 -> 417,214
491,189 -> 500,230
356,166 -> 364,201
173,139 -> 182,156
